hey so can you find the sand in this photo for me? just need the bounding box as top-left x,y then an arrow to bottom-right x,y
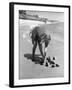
19,20 -> 64,79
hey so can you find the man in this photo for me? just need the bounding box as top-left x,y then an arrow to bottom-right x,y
30,24 -> 51,64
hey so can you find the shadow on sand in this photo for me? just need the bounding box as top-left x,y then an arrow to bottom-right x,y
24,54 -> 44,65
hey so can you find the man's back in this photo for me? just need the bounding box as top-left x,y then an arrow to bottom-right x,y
33,25 -> 47,37
31,24 -> 51,43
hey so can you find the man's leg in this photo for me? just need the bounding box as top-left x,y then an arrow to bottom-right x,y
44,39 -> 49,57
32,41 -> 37,61
38,42 -> 45,63
44,34 -> 51,56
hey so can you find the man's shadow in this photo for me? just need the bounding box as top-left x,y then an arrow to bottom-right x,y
24,54 -> 43,65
